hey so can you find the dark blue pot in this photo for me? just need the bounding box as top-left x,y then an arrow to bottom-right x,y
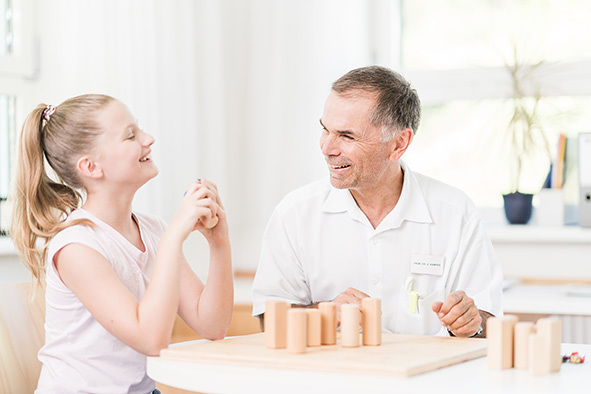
503,192 -> 533,224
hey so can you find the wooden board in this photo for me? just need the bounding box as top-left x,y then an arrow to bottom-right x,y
160,332 -> 487,377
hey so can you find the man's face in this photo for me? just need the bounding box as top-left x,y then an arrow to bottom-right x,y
319,90 -> 396,191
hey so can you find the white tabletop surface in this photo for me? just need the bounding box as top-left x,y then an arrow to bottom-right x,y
503,282 -> 591,316
147,341 -> 590,394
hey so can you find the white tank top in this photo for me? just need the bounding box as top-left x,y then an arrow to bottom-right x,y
36,208 -> 166,394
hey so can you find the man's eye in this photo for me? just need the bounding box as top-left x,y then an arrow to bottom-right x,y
128,134 -> 135,140
341,134 -> 354,140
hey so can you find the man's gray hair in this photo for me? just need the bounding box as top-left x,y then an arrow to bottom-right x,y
332,66 -> 421,140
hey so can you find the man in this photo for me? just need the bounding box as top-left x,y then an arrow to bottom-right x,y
252,66 -> 502,338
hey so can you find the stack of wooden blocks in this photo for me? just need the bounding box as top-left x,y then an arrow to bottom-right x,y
487,315 -> 562,375
265,299 -> 382,353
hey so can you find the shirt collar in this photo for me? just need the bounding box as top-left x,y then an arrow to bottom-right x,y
320,161 -> 433,229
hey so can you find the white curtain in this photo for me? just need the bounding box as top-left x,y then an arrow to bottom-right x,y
25,0 -> 398,277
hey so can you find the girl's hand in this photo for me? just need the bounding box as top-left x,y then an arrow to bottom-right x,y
169,179 -> 228,243
192,179 -> 229,242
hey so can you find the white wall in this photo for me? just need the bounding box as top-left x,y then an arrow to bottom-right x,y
11,0 -> 397,279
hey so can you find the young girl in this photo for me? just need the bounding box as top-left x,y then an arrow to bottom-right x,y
10,94 -> 233,393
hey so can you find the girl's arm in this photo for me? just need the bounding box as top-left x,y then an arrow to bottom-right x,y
177,180 -> 234,339
55,181 -> 221,356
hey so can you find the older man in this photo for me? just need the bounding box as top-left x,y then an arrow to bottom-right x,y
252,66 -> 502,337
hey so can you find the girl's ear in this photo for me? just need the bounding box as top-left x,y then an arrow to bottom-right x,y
389,128 -> 413,161
77,156 -> 103,179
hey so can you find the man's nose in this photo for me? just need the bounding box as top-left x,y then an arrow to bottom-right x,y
320,133 -> 339,156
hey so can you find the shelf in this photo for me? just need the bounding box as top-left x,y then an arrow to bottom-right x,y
486,224 -> 591,243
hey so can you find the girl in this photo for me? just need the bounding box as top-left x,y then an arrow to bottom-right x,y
10,94 -> 233,393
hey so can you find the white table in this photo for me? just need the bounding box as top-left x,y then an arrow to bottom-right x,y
147,341 -> 590,394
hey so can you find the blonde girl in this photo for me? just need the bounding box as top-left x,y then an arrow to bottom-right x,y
10,94 -> 233,393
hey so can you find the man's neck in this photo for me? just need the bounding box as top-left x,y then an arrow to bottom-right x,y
349,165 -> 405,229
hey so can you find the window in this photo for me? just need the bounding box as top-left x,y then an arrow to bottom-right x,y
1,0 -> 35,235
1,0 -> 13,56
0,94 -> 16,196
398,0 -> 591,208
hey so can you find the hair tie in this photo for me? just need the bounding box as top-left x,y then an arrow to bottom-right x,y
43,105 -> 56,122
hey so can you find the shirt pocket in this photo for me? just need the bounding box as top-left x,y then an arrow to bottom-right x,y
394,274 -> 445,335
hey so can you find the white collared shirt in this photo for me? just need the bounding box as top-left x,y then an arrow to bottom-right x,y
252,162 -> 503,336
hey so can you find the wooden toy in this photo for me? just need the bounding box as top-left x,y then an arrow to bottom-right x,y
487,315 -> 518,369
202,216 -> 219,228
319,302 -> 337,345
264,300 -> 288,349
287,309 -> 307,354
529,333 -> 551,376
161,332 -> 488,378
513,322 -> 535,369
361,297 -> 381,346
341,304 -> 360,348
536,318 -> 562,372
306,309 -> 321,347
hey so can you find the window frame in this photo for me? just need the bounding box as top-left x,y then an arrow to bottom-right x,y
0,0 -> 37,78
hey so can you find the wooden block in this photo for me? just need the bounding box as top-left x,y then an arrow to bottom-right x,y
341,304 -> 360,348
529,333 -> 551,376
361,297 -> 381,346
306,309 -> 321,347
536,318 -> 562,372
264,300 -> 288,349
287,309 -> 307,354
487,315 -> 518,369
202,216 -> 219,229
319,302 -> 337,345
514,322 -> 535,369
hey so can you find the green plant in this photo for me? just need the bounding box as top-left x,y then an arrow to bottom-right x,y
502,45 -> 552,194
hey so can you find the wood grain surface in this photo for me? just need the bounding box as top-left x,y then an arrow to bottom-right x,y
160,332 -> 487,377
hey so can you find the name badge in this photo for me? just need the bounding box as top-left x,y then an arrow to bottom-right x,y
410,254 -> 444,276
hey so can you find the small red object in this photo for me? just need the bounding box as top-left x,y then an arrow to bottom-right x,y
563,352 -> 585,364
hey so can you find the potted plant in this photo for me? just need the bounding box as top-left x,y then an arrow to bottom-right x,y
501,45 -> 552,224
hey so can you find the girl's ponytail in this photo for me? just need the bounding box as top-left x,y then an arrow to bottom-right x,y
10,95 -> 114,283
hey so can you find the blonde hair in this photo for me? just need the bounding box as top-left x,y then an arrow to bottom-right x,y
10,94 -> 116,283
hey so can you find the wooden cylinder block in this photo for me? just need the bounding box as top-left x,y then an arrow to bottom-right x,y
265,300 -> 288,349
529,333 -> 551,376
536,318 -> 562,373
361,298 -> 382,346
306,309 -> 321,347
319,302 -> 337,345
487,315 -> 518,369
514,322 -> 535,369
287,309 -> 307,354
341,304 -> 360,348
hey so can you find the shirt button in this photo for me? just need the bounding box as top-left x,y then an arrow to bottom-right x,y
372,238 -> 378,245
371,277 -> 379,285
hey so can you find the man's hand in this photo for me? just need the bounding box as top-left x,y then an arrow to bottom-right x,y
331,287 -> 369,326
431,291 -> 483,337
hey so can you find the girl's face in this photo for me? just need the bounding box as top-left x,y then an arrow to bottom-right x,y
93,100 -> 158,191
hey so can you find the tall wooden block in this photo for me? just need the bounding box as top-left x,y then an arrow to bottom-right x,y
487,315 -> 518,369
514,322 -> 535,370
264,300 -> 288,349
287,309 -> 307,354
341,304 -> 360,348
319,302 -> 337,345
361,297 -> 382,346
306,309 -> 321,347
529,333 -> 551,376
536,318 -> 562,373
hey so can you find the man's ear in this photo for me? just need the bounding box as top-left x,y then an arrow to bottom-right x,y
77,156 -> 103,179
389,128 -> 413,161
